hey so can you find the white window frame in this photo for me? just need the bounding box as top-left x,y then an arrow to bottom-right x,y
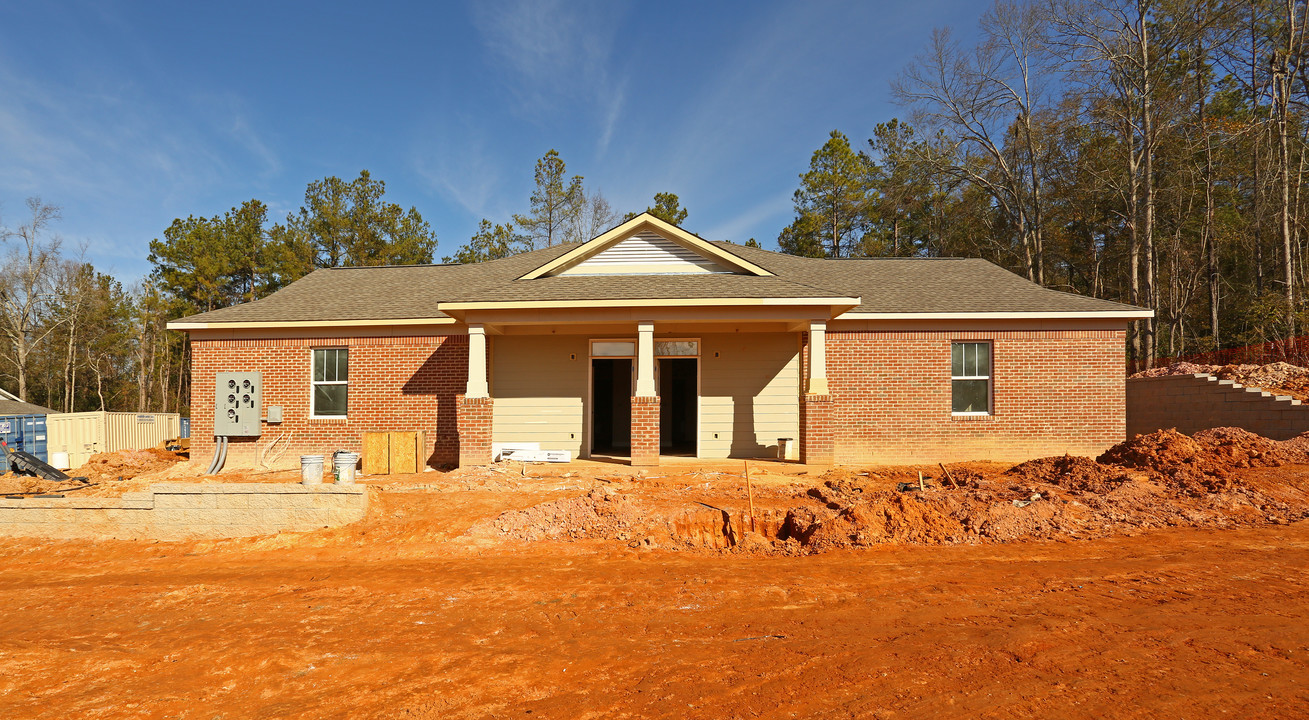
950,341 -> 992,416
310,347 -> 349,419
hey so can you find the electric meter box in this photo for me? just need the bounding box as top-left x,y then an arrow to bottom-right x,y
214,371 -> 263,437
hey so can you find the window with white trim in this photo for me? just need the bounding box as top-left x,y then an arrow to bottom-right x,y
951,342 -> 991,414
312,348 -> 348,417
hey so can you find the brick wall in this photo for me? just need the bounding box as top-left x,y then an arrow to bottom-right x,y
826,329 -> 1127,463
1127,373 -> 1309,439
799,394 -> 834,465
456,395 -> 494,466
630,396 -> 660,466
191,334 -> 468,470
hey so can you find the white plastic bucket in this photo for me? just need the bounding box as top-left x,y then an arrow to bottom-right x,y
300,455 -> 325,485
333,451 -> 359,485
778,438 -> 794,461
50,452 -> 70,470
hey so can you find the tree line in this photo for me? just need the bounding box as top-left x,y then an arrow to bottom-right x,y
780,0 -> 1309,368
0,151 -> 688,413
7,0 -> 1303,412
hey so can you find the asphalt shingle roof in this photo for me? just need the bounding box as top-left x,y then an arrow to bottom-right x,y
175,240 -> 1143,325
0,397 -> 56,416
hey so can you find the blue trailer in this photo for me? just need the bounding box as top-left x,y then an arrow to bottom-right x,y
180,417 -> 191,439
0,414 -> 48,474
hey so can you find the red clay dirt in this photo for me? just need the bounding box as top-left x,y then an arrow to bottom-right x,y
2,431 -> 1309,717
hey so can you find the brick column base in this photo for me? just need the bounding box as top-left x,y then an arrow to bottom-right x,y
630,395 -> 661,466
800,394 -> 834,466
456,395 -> 494,467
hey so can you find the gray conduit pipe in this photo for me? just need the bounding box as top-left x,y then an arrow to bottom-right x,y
205,436 -> 229,475
215,436 -> 229,474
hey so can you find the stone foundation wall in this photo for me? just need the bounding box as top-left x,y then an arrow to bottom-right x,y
0,483 -> 367,540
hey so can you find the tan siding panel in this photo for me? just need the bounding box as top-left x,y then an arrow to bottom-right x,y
491,335 -> 588,455
698,333 -> 800,458
560,231 -> 732,275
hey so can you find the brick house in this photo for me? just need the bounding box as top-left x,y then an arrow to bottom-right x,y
169,213 -> 1150,469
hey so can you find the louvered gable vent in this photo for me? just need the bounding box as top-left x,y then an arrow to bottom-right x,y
557,231 -> 735,276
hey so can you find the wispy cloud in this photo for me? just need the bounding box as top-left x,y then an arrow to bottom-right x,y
0,49 -> 281,277
701,189 -> 795,242
411,121 -> 505,221
469,0 -> 630,156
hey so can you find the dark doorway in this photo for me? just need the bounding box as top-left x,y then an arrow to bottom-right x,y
591,358 -> 631,455
659,358 -> 698,455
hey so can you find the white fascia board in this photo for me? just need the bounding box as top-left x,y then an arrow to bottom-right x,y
438,296 -> 861,311
166,317 -> 458,331
836,310 -> 1155,320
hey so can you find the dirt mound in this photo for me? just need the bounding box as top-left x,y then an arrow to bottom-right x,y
1133,360 -> 1309,401
485,487 -> 642,542
71,448 -> 187,484
1098,428 -> 1298,496
1132,361 -> 1217,378
1004,454 -> 1137,494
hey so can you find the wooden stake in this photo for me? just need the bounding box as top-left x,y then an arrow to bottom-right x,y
918,470 -> 925,492
939,462 -> 958,488
745,461 -> 757,533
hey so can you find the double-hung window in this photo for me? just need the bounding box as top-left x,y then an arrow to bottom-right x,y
312,348 -> 348,418
951,342 -> 991,415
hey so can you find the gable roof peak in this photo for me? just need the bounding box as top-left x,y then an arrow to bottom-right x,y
517,213 -> 773,280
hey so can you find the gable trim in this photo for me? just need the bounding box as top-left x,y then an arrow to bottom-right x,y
517,213 -> 774,280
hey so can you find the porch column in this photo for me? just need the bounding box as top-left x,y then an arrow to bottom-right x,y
807,320 -> 828,395
630,321 -> 660,466
457,323 -> 493,467
801,320 -> 834,466
466,324 -> 489,398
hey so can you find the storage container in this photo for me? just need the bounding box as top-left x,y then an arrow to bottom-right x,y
46,411 -> 183,469
0,414 -> 47,474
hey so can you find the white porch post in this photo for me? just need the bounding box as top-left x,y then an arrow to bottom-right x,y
635,321 -> 656,397
807,320 -> 828,395
466,323 -> 489,398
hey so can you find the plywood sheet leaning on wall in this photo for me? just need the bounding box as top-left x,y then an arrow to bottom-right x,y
362,432 -> 390,475
388,431 -> 423,474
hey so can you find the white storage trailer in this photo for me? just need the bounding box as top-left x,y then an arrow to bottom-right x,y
45,411 -> 182,469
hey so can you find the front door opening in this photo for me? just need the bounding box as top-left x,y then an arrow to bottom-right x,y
591,358 -> 631,455
659,357 -> 697,456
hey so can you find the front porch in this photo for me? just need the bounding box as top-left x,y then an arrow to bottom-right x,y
449,307 -> 843,468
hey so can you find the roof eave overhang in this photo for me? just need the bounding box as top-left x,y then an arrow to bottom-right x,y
837,310 -> 1155,320
166,317 -> 457,331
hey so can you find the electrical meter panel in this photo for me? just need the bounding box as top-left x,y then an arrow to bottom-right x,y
214,372 -> 263,437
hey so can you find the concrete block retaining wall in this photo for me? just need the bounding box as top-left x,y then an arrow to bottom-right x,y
1127,373 -> 1309,440
0,483 -> 367,540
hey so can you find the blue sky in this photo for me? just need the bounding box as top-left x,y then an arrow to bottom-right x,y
0,0 -> 987,281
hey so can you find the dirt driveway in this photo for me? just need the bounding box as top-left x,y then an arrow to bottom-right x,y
0,481 -> 1306,719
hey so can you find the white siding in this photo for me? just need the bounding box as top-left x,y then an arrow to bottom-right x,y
491,335 -> 588,455
698,333 -> 800,459
559,231 -> 733,275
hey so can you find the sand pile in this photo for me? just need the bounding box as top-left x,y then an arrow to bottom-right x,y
72,448 -> 186,484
